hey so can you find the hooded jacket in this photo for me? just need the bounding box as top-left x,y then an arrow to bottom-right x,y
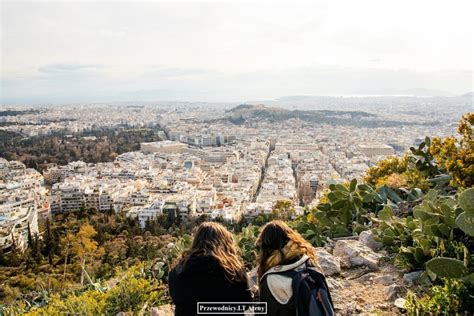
260,255 -> 310,316
169,255 -> 252,316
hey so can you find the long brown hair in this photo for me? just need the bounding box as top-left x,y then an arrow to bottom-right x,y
256,220 -> 319,282
173,222 -> 247,282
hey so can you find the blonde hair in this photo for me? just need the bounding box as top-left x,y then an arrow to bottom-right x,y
173,222 -> 247,282
256,220 -> 319,282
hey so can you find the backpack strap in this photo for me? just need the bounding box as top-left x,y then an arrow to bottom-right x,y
304,261 -> 335,309
291,261 -> 335,316
262,260 -> 335,316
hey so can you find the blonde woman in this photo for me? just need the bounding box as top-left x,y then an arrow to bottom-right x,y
256,220 -> 334,316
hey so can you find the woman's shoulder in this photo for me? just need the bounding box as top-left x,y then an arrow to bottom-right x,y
172,254 -> 223,277
262,255 -> 309,279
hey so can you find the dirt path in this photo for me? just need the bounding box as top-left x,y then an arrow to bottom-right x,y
328,262 -> 403,315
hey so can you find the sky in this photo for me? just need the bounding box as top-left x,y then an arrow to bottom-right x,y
1,0 -> 473,104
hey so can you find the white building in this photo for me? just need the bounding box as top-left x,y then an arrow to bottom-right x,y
140,141 -> 187,154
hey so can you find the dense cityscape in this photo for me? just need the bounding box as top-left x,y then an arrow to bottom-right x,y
2,0 -> 474,313
1,95 -> 470,253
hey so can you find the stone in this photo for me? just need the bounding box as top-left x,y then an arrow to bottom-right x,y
315,248 -> 341,276
386,284 -> 401,301
326,277 -> 344,290
359,230 -> 382,251
374,274 -> 395,285
394,298 -> 407,309
339,279 -> 351,288
151,305 -> 174,316
333,240 -> 383,269
358,272 -> 376,283
377,303 -> 388,310
403,271 -> 423,286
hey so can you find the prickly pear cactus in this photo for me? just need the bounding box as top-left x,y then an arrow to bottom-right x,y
458,188 -> 474,214
426,257 -> 468,278
455,188 -> 474,237
456,212 -> 474,237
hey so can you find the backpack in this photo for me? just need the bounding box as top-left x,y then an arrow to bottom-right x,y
280,260 -> 335,316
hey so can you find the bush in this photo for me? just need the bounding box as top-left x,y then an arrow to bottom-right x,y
25,263 -> 166,315
405,278 -> 474,315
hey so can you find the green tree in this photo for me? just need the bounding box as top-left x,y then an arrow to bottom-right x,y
272,200 -> 295,220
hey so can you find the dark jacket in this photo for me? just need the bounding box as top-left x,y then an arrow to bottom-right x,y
259,255 -> 309,316
169,255 -> 252,316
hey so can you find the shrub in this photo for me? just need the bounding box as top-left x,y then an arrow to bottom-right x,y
405,278 -> 474,315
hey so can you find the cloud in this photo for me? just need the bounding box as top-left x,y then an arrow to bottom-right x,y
1,1 -> 472,104
37,63 -> 102,74
3,64 -> 472,104
141,67 -> 213,79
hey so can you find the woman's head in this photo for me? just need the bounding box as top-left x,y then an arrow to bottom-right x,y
175,222 -> 246,282
256,220 -> 318,281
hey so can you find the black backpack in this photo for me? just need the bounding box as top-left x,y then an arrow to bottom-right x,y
279,261 -> 335,316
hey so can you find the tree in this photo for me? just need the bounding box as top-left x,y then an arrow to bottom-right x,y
25,223 -> 42,266
71,223 -> 100,286
43,218 -> 54,265
61,232 -> 75,283
32,233 -> 42,264
272,200 -> 295,220
27,222 -> 33,250
429,112 -> 473,188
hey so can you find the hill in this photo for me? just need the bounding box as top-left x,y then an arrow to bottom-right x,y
224,103 -> 429,128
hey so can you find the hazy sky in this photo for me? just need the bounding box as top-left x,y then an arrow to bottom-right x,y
1,0 -> 473,104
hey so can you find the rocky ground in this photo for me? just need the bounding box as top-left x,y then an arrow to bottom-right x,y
316,232 -> 412,315
147,231 -> 416,316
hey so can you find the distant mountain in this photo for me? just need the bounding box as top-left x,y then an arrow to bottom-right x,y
220,104 -> 427,128
227,104 -> 255,112
461,92 -> 474,98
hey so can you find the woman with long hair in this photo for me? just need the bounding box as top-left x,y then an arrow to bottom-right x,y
256,220 -> 334,316
169,222 -> 252,316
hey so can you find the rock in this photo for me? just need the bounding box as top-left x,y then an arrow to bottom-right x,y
358,272 -> 376,283
340,280 -> 351,287
326,277 -> 343,290
333,240 -> 383,269
359,230 -> 382,251
386,284 -> 401,301
374,274 -> 395,285
403,271 -> 423,286
356,296 -> 366,303
151,305 -> 174,316
377,303 -> 388,310
394,298 -> 407,309
345,301 -> 357,312
315,248 -> 341,276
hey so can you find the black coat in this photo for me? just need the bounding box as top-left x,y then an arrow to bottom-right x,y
260,280 -> 296,316
169,255 -> 252,316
